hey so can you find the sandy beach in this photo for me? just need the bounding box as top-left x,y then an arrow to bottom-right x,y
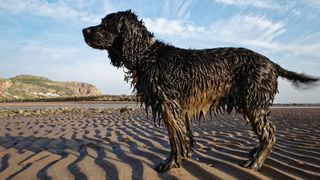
0,105 -> 319,179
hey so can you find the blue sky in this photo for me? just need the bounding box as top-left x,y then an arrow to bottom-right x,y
0,0 -> 319,103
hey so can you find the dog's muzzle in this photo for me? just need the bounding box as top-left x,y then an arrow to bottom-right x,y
82,27 -> 92,36
82,26 -> 115,49
82,27 -> 93,45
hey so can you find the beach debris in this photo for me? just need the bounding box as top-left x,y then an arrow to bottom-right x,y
120,106 -> 133,113
0,107 -> 119,117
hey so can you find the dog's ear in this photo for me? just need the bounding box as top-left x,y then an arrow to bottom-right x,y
118,11 -> 129,32
119,9 -> 136,27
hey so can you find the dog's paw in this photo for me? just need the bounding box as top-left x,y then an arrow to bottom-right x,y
240,159 -> 262,170
154,158 -> 180,172
248,147 -> 259,158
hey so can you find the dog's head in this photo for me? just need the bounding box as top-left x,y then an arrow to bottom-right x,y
82,11 -> 127,50
83,10 -> 154,68
82,10 -> 136,67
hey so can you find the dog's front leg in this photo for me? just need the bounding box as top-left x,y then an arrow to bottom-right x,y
154,101 -> 190,172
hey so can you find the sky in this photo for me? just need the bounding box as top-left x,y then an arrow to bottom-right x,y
0,0 -> 319,103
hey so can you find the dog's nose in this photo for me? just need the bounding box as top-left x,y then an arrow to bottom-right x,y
82,28 -> 92,35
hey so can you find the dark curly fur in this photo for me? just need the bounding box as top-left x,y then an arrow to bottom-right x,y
83,10 -> 319,172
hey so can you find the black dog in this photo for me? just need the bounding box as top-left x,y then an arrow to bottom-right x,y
83,10 -> 319,172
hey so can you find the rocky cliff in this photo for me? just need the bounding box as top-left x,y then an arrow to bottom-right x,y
0,75 -> 102,100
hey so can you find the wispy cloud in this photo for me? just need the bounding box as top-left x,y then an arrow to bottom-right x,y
206,15 -> 285,47
284,32 -> 320,58
306,0 -> 320,7
297,61 -> 320,66
144,18 -> 205,37
145,14 -> 285,51
0,0 -> 111,22
163,0 -> 194,21
215,0 -> 279,9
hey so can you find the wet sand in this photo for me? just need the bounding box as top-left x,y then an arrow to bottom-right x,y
0,106 -> 319,179
0,101 -> 139,110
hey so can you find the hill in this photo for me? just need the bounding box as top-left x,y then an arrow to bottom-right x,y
0,75 -> 102,100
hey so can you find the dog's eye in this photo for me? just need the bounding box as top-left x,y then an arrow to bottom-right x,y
100,21 -> 109,27
101,19 -> 109,24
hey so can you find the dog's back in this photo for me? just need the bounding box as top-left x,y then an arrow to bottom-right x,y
142,44 -> 279,116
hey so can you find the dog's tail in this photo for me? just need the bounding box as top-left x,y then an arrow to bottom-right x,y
275,64 -> 319,88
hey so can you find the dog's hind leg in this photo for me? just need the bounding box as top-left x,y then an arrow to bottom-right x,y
154,101 -> 192,172
241,109 -> 276,170
185,116 -> 195,158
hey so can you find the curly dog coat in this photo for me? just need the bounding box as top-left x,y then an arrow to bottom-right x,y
83,10 -> 319,172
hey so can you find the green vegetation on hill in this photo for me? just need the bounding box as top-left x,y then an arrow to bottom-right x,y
0,75 -> 101,101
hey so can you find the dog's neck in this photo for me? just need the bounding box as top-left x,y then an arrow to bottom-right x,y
120,22 -> 155,70
107,15 -> 156,71
108,36 -> 155,71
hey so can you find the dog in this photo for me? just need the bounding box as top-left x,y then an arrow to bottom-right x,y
82,10 -> 319,172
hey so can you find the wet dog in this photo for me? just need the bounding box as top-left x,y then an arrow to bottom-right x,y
83,10 -> 319,172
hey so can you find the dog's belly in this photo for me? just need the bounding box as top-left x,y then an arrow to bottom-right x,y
182,85 -> 231,120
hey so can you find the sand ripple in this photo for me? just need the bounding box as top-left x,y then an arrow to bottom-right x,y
1,108 -> 320,179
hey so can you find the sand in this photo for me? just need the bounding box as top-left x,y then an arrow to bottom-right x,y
0,106 -> 319,179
